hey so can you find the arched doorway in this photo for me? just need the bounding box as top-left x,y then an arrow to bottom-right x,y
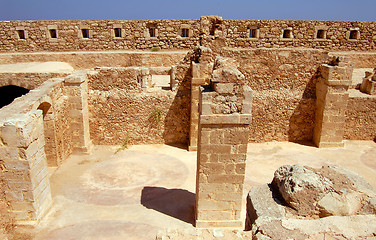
37,102 -> 60,166
0,85 -> 29,108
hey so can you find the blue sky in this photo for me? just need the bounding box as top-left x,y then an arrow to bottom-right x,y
1,0 -> 375,21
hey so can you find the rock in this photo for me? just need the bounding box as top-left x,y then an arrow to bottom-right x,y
317,191 -> 362,217
246,184 -> 285,226
271,164 -> 376,217
248,165 -> 376,239
271,164 -> 333,216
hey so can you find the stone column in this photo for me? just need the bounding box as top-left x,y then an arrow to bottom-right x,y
189,62 -> 206,151
0,110 -> 52,224
64,72 -> 92,153
313,56 -> 353,147
195,57 -> 252,228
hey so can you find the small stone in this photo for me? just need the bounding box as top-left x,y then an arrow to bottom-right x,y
212,229 -> 224,238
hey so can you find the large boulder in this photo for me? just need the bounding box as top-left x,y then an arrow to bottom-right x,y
248,165 -> 376,239
271,165 -> 376,217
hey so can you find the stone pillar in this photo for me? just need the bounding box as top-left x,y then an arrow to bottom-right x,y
64,72 -> 92,153
195,57 -> 252,228
0,110 -> 52,224
189,62 -> 206,151
313,56 -> 353,147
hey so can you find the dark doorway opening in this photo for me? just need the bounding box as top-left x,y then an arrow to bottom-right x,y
0,85 -> 29,108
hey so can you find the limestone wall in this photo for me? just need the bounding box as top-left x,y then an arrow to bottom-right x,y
0,51 -> 188,70
219,48 -> 329,142
0,19 -> 200,52
1,17 -> 376,53
204,19 -> 376,51
88,65 -> 191,145
345,94 -> 376,140
0,72 -> 69,90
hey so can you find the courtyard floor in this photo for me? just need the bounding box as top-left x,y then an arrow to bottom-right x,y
24,140 -> 376,239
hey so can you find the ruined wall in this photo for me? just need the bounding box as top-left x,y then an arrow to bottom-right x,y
0,72 -> 69,89
0,51 -> 188,70
345,95 -> 376,140
0,18 -> 376,53
88,64 -> 191,145
48,82 -> 74,164
219,48 -> 329,142
0,19 -> 200,52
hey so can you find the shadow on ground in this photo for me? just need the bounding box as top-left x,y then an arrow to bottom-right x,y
141,186 -> 195,225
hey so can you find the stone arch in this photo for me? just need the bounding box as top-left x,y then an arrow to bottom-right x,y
0,85 -> 29,108
37,101 -> 60,166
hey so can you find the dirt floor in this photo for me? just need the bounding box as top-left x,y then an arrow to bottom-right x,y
6,140 -> 376,240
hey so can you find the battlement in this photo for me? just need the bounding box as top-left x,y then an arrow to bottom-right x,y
0,16 -> 376,52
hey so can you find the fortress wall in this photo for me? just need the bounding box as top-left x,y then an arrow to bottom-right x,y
0,51 -> 189,70
208,19 -> 376,51
0,19 -> 200,52
0,18 -> 376,53
87,65 -> 191,145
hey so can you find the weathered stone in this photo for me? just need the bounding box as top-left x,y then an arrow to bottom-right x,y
248,165 -> 376,239
271,164 -> 333,216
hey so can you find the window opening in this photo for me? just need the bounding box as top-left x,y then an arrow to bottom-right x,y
182,28 -> 189,37
49,29 -> 57,38
316,30 -> 326,39
82,29 -> 89,38
250,29 -> 257,38
149,28 -> 155,37
349,30 -> 358,39
283,29 -> 292,39
114,28 -> 121,38
17,30 -> 25,39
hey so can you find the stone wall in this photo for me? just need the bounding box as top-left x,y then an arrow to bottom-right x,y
87,65 -> 191,145
1,17 -> 376,53
0,19 -> 200,52
345,94 -> 376,140
203,18 -> 376,51
219,48 -> 329,142
0,74 -> 92,223
0,51 -> 188,70
0,72 -> 69,90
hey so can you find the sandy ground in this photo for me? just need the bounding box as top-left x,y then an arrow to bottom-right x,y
13,140 -> 376,240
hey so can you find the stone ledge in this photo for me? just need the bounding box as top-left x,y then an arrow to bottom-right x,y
200,114 -> 252,125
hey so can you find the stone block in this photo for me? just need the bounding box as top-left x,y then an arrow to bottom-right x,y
10,201 -> 37,212
201,162 -> 225,174
200,114 -> 241,125
0,146 -> 19,160
247,184 -> 286,225
3,160 -> 30,171
198,183 -> 239,193
216,191 -> 244,201
200,144 -> 231,154
197,209 -> 234,220
213,83 -> 234,94
195,220 -> 243,228
207,174 -> 244,184
19,139 -> 39,160
218,153 -> 247,163
197,199 -> 234,211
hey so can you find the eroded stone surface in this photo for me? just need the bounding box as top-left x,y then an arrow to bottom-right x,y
249,164 -> 376,239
